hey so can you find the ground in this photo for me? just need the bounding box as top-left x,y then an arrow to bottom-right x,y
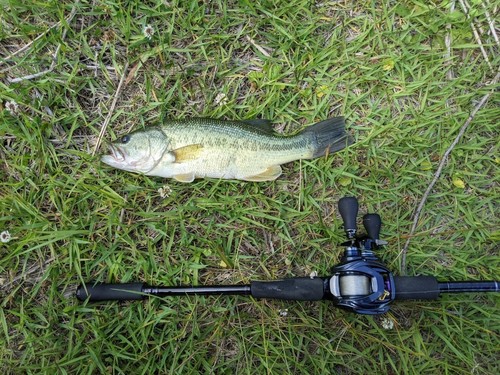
0,0 -> 499,373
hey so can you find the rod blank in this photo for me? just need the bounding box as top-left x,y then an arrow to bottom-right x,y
144,285 -> 251,297
438,281 -> 499,293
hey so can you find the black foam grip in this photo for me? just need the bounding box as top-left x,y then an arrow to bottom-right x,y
76,283 -> 145,301
251,278 -> 325,301
394,276 -> 440,300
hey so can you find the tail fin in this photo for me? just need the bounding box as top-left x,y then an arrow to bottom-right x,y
302,116 -> 353,158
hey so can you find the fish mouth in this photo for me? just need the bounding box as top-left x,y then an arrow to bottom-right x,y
101,144 -> 126,166
108,144 -> 125,161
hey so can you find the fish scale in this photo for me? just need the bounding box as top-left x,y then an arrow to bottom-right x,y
162,119 -> 303,151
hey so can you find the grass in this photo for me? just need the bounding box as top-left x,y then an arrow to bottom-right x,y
1,0 -> 499,373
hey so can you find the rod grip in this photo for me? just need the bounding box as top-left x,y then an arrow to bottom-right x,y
76,283 -> 145,301
393,276 -> 440,300
251,278 -> 325,301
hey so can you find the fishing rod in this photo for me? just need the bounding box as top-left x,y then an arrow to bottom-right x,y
76,197 -> 499,315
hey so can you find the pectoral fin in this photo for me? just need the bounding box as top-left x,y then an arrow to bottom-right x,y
242,165 -> 282,182
173,172 -> 195,183
172,144 -> 203,163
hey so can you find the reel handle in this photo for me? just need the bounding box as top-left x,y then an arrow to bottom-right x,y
363,213 -> 382,240
338,197 -> 358,238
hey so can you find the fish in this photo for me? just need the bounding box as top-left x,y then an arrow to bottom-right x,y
101,117 -> 353,182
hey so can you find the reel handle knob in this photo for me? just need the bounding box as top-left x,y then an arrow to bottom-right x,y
338,197 -> 358,238
363,213 -> 382,240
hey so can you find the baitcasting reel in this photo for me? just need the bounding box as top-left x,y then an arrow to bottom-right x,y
328,197 -> 395,314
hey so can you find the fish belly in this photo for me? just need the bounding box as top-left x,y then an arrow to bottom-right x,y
190,148 -> 273,179
146,147 -> 238,179
148,146 -> 303,181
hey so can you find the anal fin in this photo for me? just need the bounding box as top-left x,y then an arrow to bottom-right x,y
242,165 -> 282,182
173,172 -> 195,183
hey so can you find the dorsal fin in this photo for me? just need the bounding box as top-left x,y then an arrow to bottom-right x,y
242,119 -> 274,133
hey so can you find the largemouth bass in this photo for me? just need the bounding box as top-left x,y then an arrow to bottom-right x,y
101,117 -> 352,182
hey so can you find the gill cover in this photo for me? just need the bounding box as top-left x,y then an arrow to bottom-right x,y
101,128 -> 170,173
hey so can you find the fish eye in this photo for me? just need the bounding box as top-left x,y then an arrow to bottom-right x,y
121,135 -> 131,144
